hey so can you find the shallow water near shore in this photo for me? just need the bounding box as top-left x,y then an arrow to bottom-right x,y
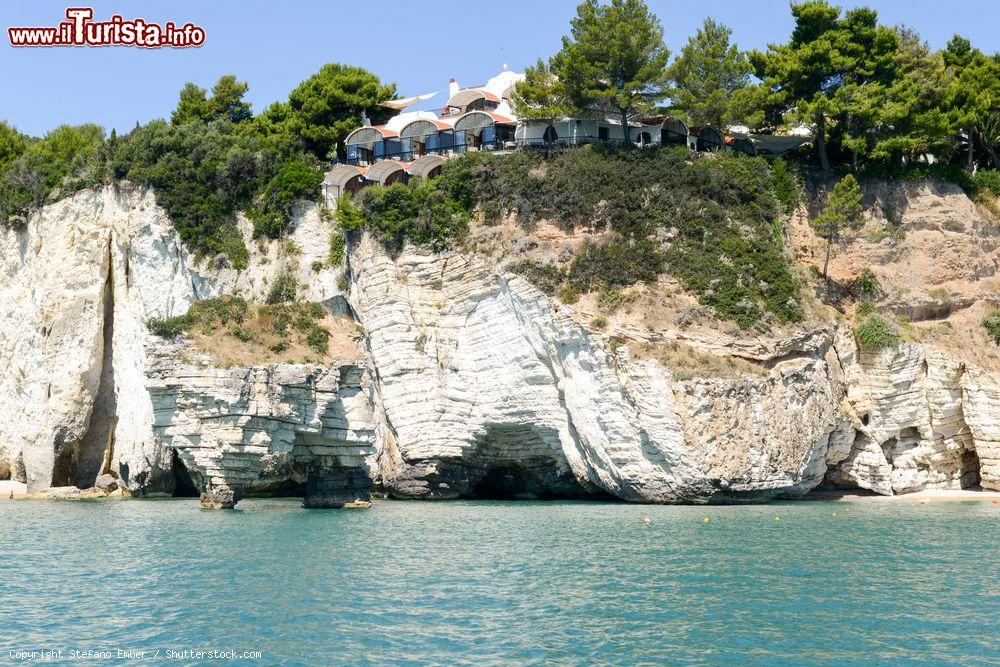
2,498 -> 998,666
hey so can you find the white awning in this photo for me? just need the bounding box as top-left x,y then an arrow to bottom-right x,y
379,91 -> 439,111
445,88 -> 499,110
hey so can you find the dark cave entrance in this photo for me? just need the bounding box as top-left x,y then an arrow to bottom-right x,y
171,451 -> 199,498
472,461 -> 549,500
960,448 -> 982,489
250,478 -> 308,498
461,424 -> 593,500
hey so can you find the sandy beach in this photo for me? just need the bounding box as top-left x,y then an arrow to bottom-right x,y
806,488 -> 1000,502
0,480 -> 28,498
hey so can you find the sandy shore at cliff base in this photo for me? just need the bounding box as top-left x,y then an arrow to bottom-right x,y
0,480 -> 28,498
805,488 -> 1000,502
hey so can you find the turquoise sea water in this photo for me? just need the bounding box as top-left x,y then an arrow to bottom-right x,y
1,498 -> 998,666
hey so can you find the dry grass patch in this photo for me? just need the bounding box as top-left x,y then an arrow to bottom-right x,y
909,302 -> 1000,373
148,296 -> 361,367
634,340 -> 767,381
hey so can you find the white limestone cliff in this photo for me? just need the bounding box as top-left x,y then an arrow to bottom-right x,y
0,186 -> 350,498
1,184 -> 997,505
830,329 -> 999,493
348,233 -> 849,502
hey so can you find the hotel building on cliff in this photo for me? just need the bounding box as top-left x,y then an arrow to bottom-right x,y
323,66 -> 811,202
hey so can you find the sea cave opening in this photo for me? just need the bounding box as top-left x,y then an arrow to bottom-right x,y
960,448 -> 982,490
463,424 -> 593,500
171,451 -> 199,498
472,462 -> 548,500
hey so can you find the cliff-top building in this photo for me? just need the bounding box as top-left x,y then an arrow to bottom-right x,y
324,66 -> 811,202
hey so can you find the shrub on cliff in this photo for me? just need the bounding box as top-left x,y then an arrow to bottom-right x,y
983,311 -> 1000,345
339,176 -> 470,252
973,170 -> 1000,198
567,238 -> 662,291
247,160 -> 323,239
109,119 -> 296,268
328,230 -> 346,265
0,123 -> 104,225
266,270 -> 298,305
146,314 -> 193,339
146,296 -> 331,359
509,260 -> 565,296
854,314 -> 898,349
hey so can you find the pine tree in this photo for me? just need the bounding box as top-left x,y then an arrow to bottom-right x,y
814,174 -> 863,286
751,2 -> 898,171
550,0 -> 670,145
510,58 -> 571,147
947,49 -> 1000,170
209,75 -> 253,124
669,19 -> 752,130
171,83 -> 212,125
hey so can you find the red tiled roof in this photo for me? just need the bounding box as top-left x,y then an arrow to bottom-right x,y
371,125 -> 399,138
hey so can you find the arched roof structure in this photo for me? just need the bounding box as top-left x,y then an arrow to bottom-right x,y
324,164 -> 366,191
398,119 -> 453,139
446,88 -> 500,110
695,126 -> 724,152
345,125 -> 398,147
727,135 -> 756,156
661,118 -> 689,143
453,111 -> 515,132
365,160 -> 407,185
408,155 -> 447,180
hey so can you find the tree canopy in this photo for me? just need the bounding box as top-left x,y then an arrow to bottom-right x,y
751,3 -> 900,171
171,75 -> 253,125
285,64 -> 396,161
550,0 -> 671,144
0,63 -> 396,266
510,58 -> 572,137
669,19 -> 755,130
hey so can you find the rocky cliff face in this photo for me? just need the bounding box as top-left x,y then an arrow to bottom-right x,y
147,343 -> 377,508
348,234 -> 847,502
1,184 -> 997,506
830,330 -> 999,493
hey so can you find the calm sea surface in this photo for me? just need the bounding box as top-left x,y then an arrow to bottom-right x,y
1,498 -> 998,666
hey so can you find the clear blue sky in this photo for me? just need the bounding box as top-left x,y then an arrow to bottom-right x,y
1,0 -> 996,137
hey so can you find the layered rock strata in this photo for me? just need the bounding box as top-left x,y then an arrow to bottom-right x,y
348,233 -> 849,502
146,348 -> 377,509
1,186 -> 998,507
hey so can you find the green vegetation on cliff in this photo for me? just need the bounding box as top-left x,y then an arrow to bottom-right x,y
854,314 -> 899,349
984,311 -> 1000,346
0,66 -> 395,270
342,146 -> 803,328
147,295 -> 331,357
